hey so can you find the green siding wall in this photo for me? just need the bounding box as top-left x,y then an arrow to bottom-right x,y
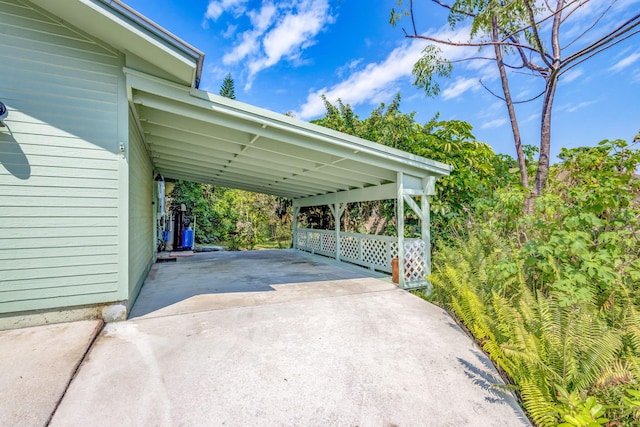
0,0 -> 124,313
128,113 -> 154,304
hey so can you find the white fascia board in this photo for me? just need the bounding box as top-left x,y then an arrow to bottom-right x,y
31,0 -> 201,87
126,69 -> 452,178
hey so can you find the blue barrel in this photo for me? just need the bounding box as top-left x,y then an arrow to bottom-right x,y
182,228 -> 194,249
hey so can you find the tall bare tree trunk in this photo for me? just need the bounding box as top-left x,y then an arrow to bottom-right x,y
533,0 -> 563,198
492,17 -> 529,192
534,75 -> 557,197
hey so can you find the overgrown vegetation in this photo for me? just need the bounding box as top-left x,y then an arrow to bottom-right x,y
427,139 -> 640,426
311,94 -> 514,236
168,182 -> 291,250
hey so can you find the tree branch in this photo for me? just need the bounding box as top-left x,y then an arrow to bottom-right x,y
562,1 -> 615,50
560,0 -> 609,24
410,0 -> 418,38
449,56 -> 527,69
551,1 -> 564,63
404,33 -> 552,57
563,13 -> 640,66
479,79 -> 545,104
523,0 -> 554,68
501,0 -> 585,43
561,28 -> 640,72
430,0 -> 476,17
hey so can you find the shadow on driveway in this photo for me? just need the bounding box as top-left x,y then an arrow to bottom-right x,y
130,249 -> 389,318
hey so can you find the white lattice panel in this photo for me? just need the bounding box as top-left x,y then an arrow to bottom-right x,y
295,229 -> 427,285
390,242 -> 398,260
321,234 -> 336,255
404,240 -> 426,282
340,236 -> 359,260
308,232 -> 321,251
296,229 -> 307,248
362,238 -> 387,268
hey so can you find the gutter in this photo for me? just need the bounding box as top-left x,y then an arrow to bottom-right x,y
99,0 -> 205,88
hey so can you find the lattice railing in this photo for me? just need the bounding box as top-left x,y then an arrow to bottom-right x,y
295,228 -> 427,286
403,239 -> 427,283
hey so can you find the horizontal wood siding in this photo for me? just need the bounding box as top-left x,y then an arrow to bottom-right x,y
128,114 -> 154,302
0,0 -> 123,313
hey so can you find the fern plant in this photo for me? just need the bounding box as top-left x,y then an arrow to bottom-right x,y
428,232 -> 640,426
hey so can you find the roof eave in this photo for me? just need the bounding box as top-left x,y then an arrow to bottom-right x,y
30,0 -> 204,88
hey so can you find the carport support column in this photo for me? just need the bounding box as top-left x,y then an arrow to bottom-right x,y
396,173 -> 405,289
422,194 -> 431,278
292,205 -> 300,250
329,203 -> 346,261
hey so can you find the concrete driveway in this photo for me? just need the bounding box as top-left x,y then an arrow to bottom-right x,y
3,250 -> 531,426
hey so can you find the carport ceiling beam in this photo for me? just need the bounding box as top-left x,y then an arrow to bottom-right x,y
148,144 -> 358,190
153,159 -> 333,195
293,183 -> 397,207
146,130 -> 377,185
157,168 -> 304,198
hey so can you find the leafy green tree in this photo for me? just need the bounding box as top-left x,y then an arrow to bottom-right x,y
391,1 -> 640,205
219,73 -> 236,100
313,95 -> 514,235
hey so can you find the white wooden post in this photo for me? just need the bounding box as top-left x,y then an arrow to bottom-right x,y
329,203 -> 346,261
422,195 -> 431,277
397,172 -> 405,288
292,206 -> 300,250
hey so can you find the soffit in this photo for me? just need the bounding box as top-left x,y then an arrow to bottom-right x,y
127,70 -> 451,200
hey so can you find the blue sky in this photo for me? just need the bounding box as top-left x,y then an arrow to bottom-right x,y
124,0 -> 640,160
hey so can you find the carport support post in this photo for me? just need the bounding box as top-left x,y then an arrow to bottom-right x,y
329,203 -> 346,260
396,172 -> 405,289
292,206 -> 300,250
422,194 -> 431,278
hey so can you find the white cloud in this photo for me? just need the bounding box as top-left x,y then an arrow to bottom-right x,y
222,24 -> 238,38
336,59 -> 363,78
567,100 -> 596,113
524,113 -> 540,123
480,118 -> 507,129
562,68 -> 584,83
296,40 -> 425,119
609,52 -> 640,72
556,100 -> 596,113
248,2 -> 277,31
223,32 -> 260,64
204,0 -> 248,21
296,25 -> 474,119
441,77 -> 478,100
218,0 -> 335,89
476,101 -> 503,119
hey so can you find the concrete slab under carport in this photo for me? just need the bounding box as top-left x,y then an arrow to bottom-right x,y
49,249 -> 530,426
129,249 -> 391,319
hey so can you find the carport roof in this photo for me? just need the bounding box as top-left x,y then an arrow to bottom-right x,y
127,69 -> 452,202
33,0 -> 451,203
